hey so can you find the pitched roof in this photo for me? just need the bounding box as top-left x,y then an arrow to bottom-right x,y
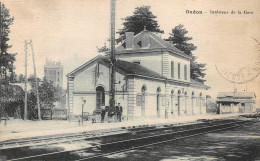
67,55 -> 209,89
190,79 -> 210,89
116,30 -> 191,59
67,55 -> 166,80
217,92 -> 256,98
102,56 -> 166,79
216,98 -> 240,103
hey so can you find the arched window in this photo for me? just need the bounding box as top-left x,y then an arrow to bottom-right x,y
141,85 -> 147,92
141,85 -> 147,117
156,87 -> 161,117
157,87 -> 161,93
96,86 -> 105,109
171,90 -> 174,115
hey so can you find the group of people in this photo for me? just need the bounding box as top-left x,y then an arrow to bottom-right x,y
100,103 -> 123,122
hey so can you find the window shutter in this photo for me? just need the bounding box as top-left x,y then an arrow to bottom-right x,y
171,61 -> 174,78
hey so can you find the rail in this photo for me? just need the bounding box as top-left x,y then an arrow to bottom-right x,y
7,119 -> 256,161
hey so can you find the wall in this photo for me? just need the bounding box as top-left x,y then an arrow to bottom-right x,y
131,77 -> 207,120
168,53 -> 190,82
117,52 -> 162,75
133,77 -> 165,119
70,63 -> 126,116
68,59 -> 207,119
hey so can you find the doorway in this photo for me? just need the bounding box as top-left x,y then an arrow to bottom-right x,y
141,85 -> 146,117
177,90 -> 181,116
156,87 -> 161,118
191,92 -> 194,115
199,92 -> 202,114
96,86 -> 105,110
171,90 -> 174,116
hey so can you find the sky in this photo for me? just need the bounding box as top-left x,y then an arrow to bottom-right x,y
3,0 -> 260,101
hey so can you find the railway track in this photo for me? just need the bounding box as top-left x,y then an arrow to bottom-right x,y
5,118 -> 257,161
0,119 -> 218,150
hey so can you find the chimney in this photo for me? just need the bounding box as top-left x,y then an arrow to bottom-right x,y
126,32 -> 134,48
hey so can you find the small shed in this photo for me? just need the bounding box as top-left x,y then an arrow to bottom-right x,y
216,91 -> 256,114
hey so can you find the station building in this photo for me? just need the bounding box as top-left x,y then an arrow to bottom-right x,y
67,30 -> 210,120
216,90 -> 256,114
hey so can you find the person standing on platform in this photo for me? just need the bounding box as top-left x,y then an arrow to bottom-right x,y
101,105 -> 106,123
116,103 -> 123,122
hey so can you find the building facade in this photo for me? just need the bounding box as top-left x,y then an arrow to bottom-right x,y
44,59 -> 63,88
216,90 -> 256,114
67,30 -> 210,120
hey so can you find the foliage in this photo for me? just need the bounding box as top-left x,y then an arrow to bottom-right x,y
97,44 -> 110,54
166,24 -> 207,83
28,74 -> 41,90
206,97 -> 217,114
117,6 -> 164,43
0,83 -> 24,118
38,78 -> 58,109
97,6 -> 164,54
0,3 -> 16,81
27,76 -> 58,119
18,74 -> 25,83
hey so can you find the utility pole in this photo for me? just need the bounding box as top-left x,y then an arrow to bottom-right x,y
0,1 -> 2,55
109,0 -> 116,109
24,41 -> 28,120
29,40 -> 41,120
0,1 -> 2,76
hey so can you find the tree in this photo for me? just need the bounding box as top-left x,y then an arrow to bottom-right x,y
18,74 -> 25,83
0,83 -> 24,118
28,74 -> 41,90
117,6 -> 164,43
38,78 -> 58,109
97,43 -> 110,54
27,76 -> 58,119
0,2 -> 16,82
97,6 -> 164,54
166,24 -> 206,83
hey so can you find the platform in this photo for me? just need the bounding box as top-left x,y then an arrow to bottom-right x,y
0,113 -> 249,142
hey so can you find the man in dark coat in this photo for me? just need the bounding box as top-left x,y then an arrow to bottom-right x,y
116,103 -> 123,122
101,106 -> 106,123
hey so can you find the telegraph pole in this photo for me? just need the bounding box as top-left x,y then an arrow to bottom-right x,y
24,41 -> 28,120
0,1 -> 2,55
109,0 -> 116,109
29,40 -> 41,120
0,1 -> 2,52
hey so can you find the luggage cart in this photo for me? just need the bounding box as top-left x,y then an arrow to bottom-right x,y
105,111 -> 117,123
91,107 -> 118,123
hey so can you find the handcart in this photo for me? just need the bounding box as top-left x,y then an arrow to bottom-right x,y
90,106 -> 118,123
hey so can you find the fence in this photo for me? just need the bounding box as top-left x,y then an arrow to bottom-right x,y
41,109 -> 67,120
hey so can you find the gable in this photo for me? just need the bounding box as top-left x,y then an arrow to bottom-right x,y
67,55 -> 166,80
115,30 -> 191,60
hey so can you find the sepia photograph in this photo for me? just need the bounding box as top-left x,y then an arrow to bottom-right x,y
0,0 -> 260,160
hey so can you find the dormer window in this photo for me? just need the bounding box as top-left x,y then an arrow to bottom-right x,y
137,41 -> 142,47
133,61 -> 140,65
122,42 -> 126,48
